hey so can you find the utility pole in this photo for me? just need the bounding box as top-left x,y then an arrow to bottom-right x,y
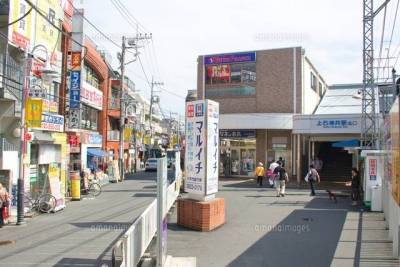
149,77 -> 163,144
361,0 -> 391,149
118,34 -> 152,181
119,36 -> 126,182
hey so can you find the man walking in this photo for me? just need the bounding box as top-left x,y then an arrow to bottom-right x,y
274,162 -> 289,197
255,162 -> 265,187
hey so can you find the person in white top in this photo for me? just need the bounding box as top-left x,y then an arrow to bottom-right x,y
269,160 -> 280,174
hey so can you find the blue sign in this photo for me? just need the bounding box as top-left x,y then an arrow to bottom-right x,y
219,129 -> 256,138
70,71 -> 81,109
42,114 -> 64,125
204,52 -> 256,65
316,120 -> 358,129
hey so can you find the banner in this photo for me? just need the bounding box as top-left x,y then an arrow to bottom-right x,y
206,100 -> 219,194
26,98 -> 43,128
8,0 -> 34,51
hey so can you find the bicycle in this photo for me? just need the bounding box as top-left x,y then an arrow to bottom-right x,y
81,175 -> 102,198
24,192 -> 56,214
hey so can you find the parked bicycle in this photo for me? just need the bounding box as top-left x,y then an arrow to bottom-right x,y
81,172 -> 102,198
24,192 -> 56,214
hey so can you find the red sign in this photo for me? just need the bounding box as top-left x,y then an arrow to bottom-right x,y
12,32 -> 29,51
369,159 -> 377,176
187,104 -> 194,118
61,0 -> 73,17
24,133 -> 32,142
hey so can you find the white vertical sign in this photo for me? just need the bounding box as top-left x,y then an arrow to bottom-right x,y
185,100 -> 206,194
206,100 -> 219,194
157,158 -> 168,267
185,100 -> 219,196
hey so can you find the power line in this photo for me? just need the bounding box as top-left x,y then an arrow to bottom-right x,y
0,7 -> 32,28
24,0 -> 86,50
112,0 -> 150,34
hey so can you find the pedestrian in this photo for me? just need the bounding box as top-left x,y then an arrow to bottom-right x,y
274,162 -> 289,197
269,160 -> 280,188
0,183 -> 10,228
254,162 -> 265,187
307,164 -> 320,196
346,168 -> 360,206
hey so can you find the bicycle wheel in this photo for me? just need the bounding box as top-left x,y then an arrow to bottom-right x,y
88,183 -> 101,197
23,194 -> 35,213
38,194 -> 56,213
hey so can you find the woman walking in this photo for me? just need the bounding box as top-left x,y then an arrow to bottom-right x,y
0,183 -> 10,228
308,164 -> 320,196
347,168 -> 360,206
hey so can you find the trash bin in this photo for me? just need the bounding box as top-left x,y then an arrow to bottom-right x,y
70,171 -> 81,201
371,184 -> 382,212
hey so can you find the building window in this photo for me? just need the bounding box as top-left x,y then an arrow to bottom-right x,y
83,64 -> 100,89
205,85 -> 256,97
318,82 -> 323,96
311,72 -> 317,91
80,104 -> 99,131
48,82 -> 59,102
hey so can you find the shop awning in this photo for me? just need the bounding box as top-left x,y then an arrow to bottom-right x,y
332,139 -> 359,148
87,148 -> 106,157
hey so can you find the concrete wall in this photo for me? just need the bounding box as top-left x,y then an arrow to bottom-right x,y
302,57 -> 326,114
383,182 -> 400,257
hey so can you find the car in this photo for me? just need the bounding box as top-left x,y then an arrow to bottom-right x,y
145,158 -> 158,171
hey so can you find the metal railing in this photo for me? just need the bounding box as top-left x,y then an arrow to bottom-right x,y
111,160 -> 182,267
0,137 -> 18,151
0,53 -> 23,101
108,130 -> 120,141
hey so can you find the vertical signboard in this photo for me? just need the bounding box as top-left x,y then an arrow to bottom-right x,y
8,0 -> 34,51
369,158 -> 377,181
185,100 -> 220,197
69,52 -> 82,129
185,101 -> 206,194
157,158 -> 168,267
206,100 -> 219,194
25,98 -> 43,128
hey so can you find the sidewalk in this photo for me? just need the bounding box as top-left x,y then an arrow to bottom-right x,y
0,171 -> 157,267
166,180 -> 399,267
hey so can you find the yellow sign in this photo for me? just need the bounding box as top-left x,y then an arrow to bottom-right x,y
8,0 -> 33,51
34,0 -> 63,53
42,98 -> 59,113
144,136 -> 151,145
26,98 -> 43,128
124,128 -> 132,142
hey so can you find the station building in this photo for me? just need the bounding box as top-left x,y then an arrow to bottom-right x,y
197,47 -> 328,179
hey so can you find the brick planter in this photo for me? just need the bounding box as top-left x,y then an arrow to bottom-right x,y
177,198 -> 225,231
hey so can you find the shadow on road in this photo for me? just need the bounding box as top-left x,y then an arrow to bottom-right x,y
227,196 -> 355,267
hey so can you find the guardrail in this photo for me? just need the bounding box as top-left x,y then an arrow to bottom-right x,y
111,167 -> 182,267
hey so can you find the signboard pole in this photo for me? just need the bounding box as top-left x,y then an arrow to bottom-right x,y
157,158 -> 168,267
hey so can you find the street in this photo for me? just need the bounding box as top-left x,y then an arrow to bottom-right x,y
0,172 -> 157,267
167,180 -> 400,267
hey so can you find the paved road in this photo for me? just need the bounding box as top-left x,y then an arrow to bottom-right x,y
167,180 -> 399,267
0,171 -> 157,267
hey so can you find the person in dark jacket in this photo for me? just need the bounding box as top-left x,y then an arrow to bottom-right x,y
349,168 -> 360,205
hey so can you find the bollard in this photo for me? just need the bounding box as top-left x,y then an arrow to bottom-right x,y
70,171 -> 81,201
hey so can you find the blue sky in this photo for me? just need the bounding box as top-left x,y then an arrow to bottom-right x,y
76,0 -> 399,116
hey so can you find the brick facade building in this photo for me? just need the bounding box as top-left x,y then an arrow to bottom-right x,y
197,47 -> 327,178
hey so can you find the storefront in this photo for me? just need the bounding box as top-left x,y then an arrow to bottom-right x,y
220,130 -> 256,177
29,113 -> 67,209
